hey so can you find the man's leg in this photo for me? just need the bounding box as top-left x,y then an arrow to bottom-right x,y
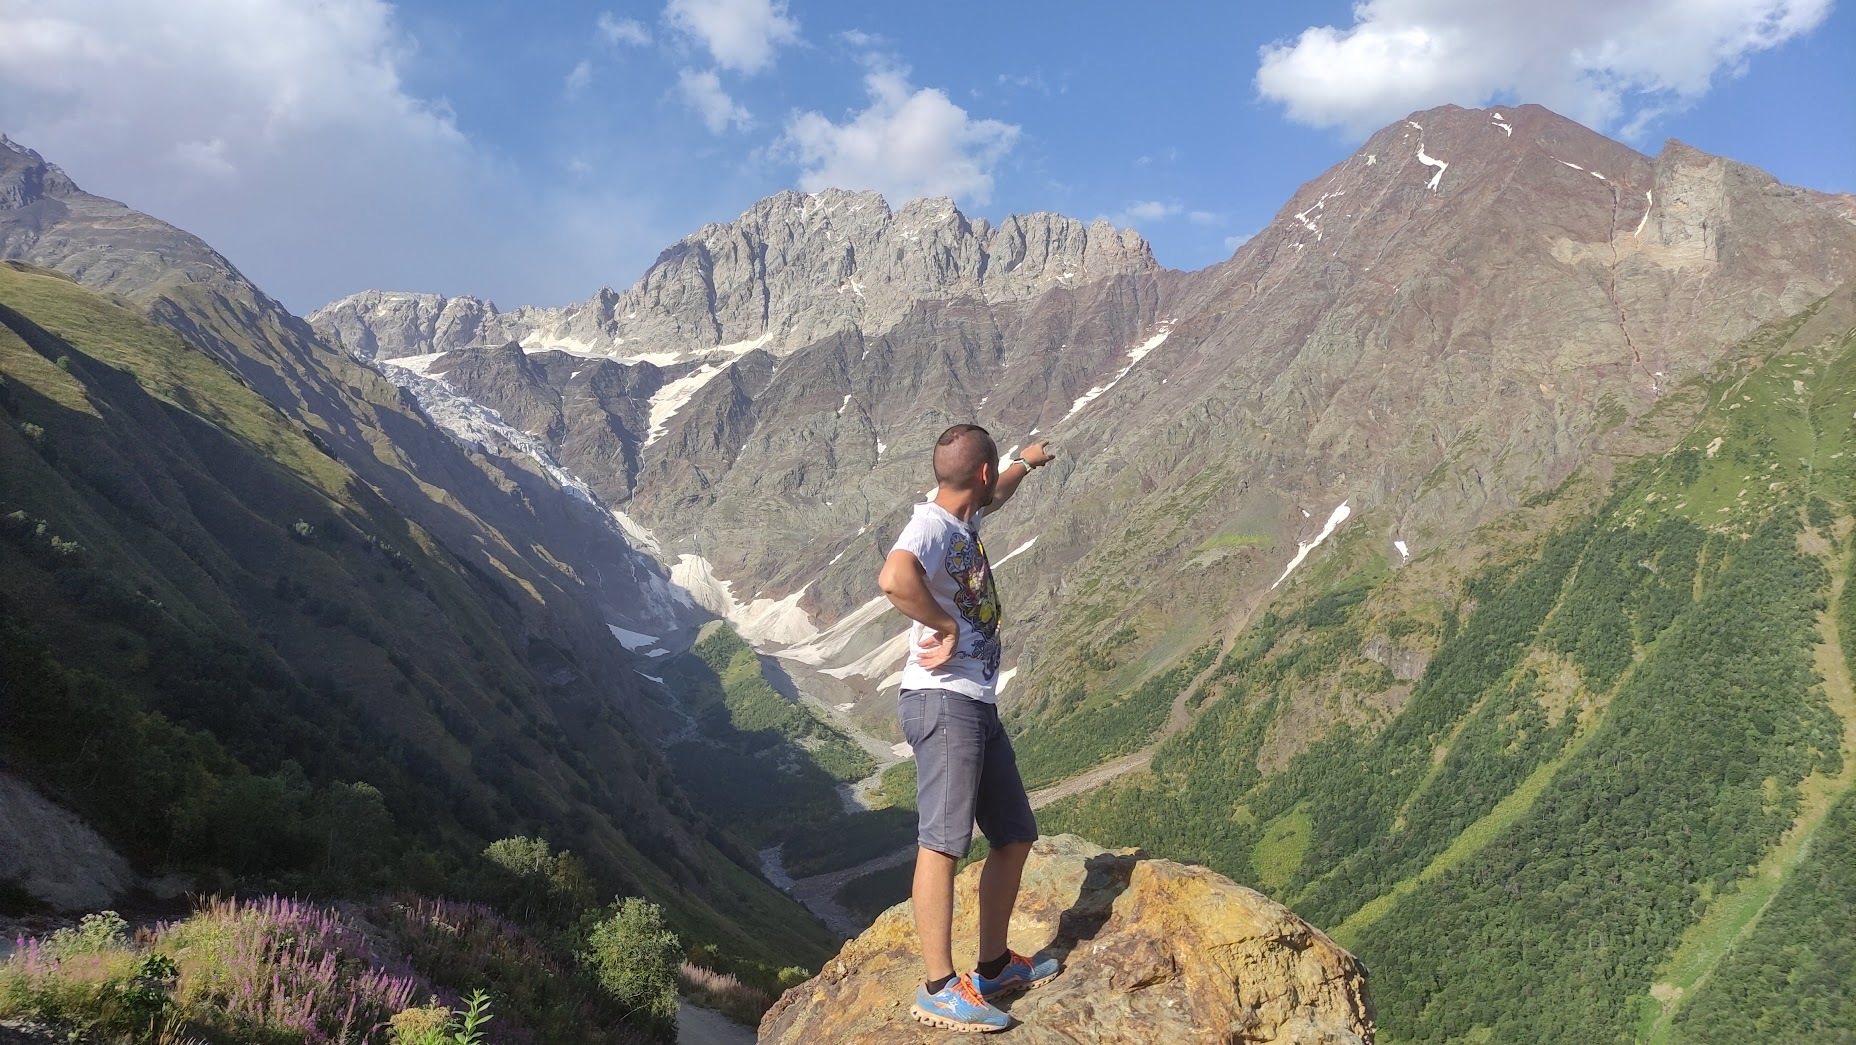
975,839 -> 1032,961
913,846 -> 959,982
900,690 -> 986,984
971,700 -> 1044,980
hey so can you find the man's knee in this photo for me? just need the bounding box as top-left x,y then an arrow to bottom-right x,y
990,839 -> 1033,860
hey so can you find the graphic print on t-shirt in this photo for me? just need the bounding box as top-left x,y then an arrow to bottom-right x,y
944,529 -> 1001,680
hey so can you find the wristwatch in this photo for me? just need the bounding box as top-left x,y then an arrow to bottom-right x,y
1012,456 -> 1032,472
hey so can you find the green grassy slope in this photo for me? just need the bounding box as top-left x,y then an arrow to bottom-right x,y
0,262 -> 833,967
1039,289 -> 1856,1041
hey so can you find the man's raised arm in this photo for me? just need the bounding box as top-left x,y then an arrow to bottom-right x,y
987,439 -> 1055,512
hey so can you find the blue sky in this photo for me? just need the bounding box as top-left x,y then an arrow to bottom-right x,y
3,0 -> 1851,313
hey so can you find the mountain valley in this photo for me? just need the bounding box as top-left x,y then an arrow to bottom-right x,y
4,97 -> 1856,1042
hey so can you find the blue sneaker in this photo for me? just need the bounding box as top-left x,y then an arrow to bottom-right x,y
971,949 -> 1061,998
911,972 -> 1011,1033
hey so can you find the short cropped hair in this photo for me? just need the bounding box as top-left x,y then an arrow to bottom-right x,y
933,424 -> 996,489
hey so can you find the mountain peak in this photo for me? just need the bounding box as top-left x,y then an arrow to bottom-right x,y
1,133 -> 80,209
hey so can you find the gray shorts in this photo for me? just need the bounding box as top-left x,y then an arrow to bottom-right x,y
900,688 -> 1038,859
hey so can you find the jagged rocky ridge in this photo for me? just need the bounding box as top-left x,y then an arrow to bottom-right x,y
313,189 -> 1156,364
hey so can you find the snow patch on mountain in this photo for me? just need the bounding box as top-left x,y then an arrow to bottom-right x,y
383,361 -> 600,507
777,595 -> 898,667
518,332 -> 599,356
644,364 -> 723,448
608,625 -> 660,651
820,630 -> 911,681
1271,502 -> 1353,590
1416,146 -> 1448,192
671,554 -> 820,645
1061,324 -> 1174,423
995,537 -> 1038,567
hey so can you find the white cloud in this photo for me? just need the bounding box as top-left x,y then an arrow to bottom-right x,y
597,13 -> 651,46
0,0 -> 660,312
1101,200 -> 1186,227
564,59 -> 593,98
1256,0 -> 1833,136
996,70 -> 1052,96
1123,200 -> 1180,222
837,29 -> 886,49
664,0 -> 798,75
678,68 -> 753,133
1188,210 -> 1221,226
782,66 -> 1019,206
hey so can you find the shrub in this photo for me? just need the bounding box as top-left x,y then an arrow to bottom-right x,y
677,963 -> 772,1026
43,910 -> 129,958
390,989 -> 494,1045
580,899 -> 679,1041
479,837 -> 595,925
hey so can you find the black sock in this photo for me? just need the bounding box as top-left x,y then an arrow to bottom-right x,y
926,972 -> 956,994
976,951 -> 1011,979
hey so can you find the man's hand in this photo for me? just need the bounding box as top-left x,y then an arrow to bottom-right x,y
916,627 -> 957,669
989,438 -> 1054,512
880,549 -> 962,662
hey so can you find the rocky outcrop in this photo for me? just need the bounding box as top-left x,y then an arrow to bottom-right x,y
0,136 -> 77,210
311,190 -> 1157,362
0,772 -> 134,912
759,835 -> 1374,1044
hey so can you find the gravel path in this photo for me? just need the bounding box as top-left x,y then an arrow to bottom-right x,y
677,1002 -> 756,1045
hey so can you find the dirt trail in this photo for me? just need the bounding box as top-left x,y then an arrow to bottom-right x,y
676,1001 -> 755,1045
1028,646 -> 1228,809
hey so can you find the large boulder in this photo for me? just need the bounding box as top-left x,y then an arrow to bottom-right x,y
760,834 -> 1374,1043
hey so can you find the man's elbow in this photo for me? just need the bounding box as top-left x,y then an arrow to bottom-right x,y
877,567 -> 904,597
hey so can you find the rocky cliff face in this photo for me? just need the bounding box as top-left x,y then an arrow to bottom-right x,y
759,834 -> 1375,1044
312,189 -> 1157,363
316,103 -> 1856,752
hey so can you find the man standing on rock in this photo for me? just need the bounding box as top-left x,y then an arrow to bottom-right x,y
877,423 -> 1061,1033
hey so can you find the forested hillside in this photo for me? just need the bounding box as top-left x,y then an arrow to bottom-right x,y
1039,289 -> 1856,1042
0,261 -> 833,971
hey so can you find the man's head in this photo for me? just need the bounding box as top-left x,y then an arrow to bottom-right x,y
934,423 -> 999,505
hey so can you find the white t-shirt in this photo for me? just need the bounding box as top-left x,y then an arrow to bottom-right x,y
891,501 -> 1003,702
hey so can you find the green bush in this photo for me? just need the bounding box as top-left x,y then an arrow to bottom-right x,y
391,989 -> 495,1045
480,837 -> 596,926
581,898 -> 681,1042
